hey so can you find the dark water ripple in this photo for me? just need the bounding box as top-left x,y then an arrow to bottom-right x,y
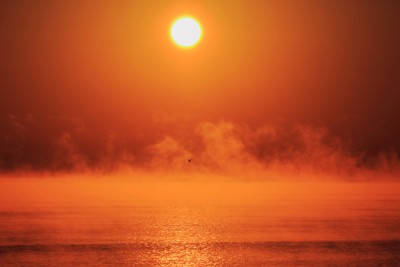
0,241 -> 399,266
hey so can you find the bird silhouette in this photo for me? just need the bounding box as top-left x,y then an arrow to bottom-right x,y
187,158 -> 192,163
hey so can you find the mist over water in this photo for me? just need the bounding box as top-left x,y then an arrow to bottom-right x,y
1,116 -> 400,179
0,176 -> 399,266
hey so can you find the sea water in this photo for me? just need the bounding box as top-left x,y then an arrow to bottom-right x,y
0,180 -> 399,266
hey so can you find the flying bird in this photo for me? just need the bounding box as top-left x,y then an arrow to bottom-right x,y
187,158 -> 192,163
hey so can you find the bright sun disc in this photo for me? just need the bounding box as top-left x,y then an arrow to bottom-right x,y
170,17 -> 202,48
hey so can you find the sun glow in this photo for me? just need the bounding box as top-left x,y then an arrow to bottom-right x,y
170,17 -> 202,48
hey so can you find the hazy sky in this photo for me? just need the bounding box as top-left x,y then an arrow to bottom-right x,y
0,0 -> 399,173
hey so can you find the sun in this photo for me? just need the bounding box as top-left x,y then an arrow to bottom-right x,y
170,17 -> 202,48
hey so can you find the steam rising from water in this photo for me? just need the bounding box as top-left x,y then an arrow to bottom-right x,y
0,115 -> 399,180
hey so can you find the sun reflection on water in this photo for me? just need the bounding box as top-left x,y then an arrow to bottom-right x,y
150,205 -> 227,266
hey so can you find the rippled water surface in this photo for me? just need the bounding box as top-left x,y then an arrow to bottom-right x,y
0,180 -> 399,266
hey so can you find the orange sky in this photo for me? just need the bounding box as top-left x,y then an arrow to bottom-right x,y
0,0 -> 399,174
